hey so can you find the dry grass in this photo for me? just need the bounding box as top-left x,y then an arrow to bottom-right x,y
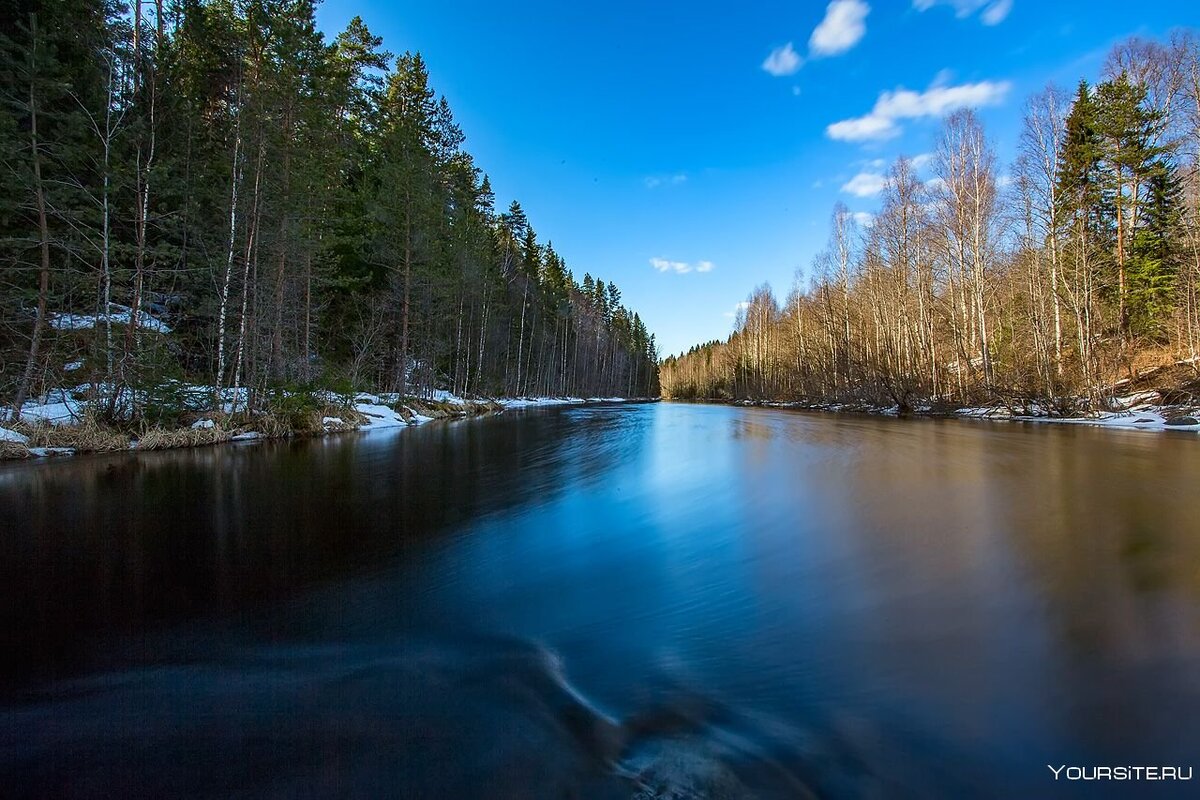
317,405 -> 368,430
247,411 -> 293,438
18,416 -> 130,453
403,397 -> 499,419
135,425 -> 231,451
222,402 -> 367,439
0,441 -> 29,460
1127,343 -> 1181,377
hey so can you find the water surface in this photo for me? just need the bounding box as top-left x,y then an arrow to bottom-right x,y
2,403 -> 1199,797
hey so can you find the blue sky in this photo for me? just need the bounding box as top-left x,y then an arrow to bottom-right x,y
316,0 -> 1199,358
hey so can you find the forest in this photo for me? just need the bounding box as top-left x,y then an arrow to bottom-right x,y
0,0 -> 659,428
662,33 -> 1200,413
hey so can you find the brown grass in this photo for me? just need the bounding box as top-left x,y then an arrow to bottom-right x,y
403,397 -> 500,419
317,405 -> 368,430
0,441 -> 29,460
135,425 -> 231,451
222,403 -> 368,439
18,416 -> 130,453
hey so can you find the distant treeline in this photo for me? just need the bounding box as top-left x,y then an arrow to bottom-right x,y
1,0 -> 659,420
663,34 -> 1200,411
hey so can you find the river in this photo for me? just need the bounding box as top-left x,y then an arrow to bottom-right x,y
2,402 -> 1199,798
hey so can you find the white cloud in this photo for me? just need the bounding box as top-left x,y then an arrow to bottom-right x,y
826,77 -> 1012,142
723,301 -> 751,318
913,0 -> 1012,25
650,257 -> 689,274
841,171 -> 888,197
792,85 -> 802,97
651,257 -> 714,275
810,0 -> 870,57
644,173 -> 687,189
762,42 -> 802,76
910,152 -> 934,170
762,1 -> 868,78
852,211 -> 875,228
827,114 -> 901,142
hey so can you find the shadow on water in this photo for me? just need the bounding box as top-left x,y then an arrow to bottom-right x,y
0,410 -> 616,684
3,402 -> 1200,797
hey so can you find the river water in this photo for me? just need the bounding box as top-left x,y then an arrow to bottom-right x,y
2,402 -> 1199,798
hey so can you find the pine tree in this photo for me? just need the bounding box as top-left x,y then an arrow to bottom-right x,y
1094,73 -> 1169,337
367,51 -> 442,391
1128,166 -> 1182,340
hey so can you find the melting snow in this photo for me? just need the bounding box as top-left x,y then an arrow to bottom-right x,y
0,427 -> 29,445
354,402 -> 409,430
20,399 -> 84,426
1013,408 -> 1200,433
27,447 -> 74,457
50,304 -> 171,334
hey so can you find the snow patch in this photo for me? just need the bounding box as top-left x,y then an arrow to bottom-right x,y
355,402 -> 409,430
0,427 -> 29,445
28,447 -> 74,458
1012,407 -> 1200,433
956,406 -> 1014,419
1109,391 -> 1161,411
50,303 -> 171,334
20,399 -> 84,426
430,390 -> 468,405
191,419 -> 216,430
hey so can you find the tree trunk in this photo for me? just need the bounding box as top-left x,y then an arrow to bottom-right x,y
11,20 -> 52,422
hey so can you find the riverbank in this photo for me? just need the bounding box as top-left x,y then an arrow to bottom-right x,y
716,394 -> 1200,435
0,389 -> 653,461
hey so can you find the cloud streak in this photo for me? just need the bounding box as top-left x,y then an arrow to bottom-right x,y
651,257 -> 716,275
644,173 -> 687,189
826,77 -> 1011,142
912,0 -> 1012,25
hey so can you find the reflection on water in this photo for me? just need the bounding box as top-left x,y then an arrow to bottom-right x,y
2,403 -> 1200,798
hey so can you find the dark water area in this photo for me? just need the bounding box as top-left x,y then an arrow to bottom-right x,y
2,402 -> 1200,798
